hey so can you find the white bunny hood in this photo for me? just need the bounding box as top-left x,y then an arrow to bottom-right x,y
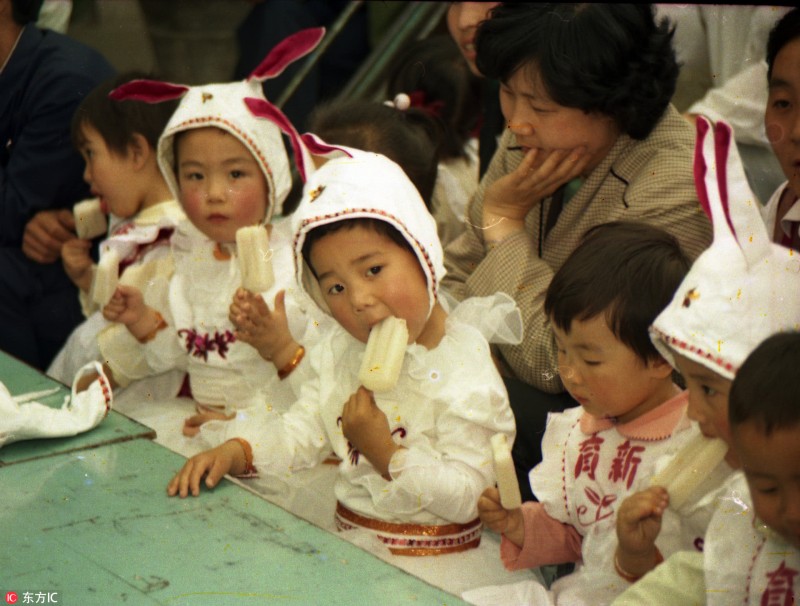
289,148 -> 446,319
650,117 -> 800,380
109,28 -> 325,222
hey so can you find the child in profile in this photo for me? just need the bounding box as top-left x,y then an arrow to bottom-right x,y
471,221 -> 695,605
48,71 -> 182,386
386,33 -> 483,246
703,331 -> 800,602
168,146 -> 521,559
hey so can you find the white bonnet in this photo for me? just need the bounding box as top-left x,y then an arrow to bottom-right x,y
650,117 -> 800,380
289,148 -> 446,318
109,28 -> 325,222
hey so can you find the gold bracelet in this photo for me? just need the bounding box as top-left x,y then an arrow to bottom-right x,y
278,345 -> 305,380
614,548 -> 663,583
229,438 -> 257,476
138,311 -> 167,343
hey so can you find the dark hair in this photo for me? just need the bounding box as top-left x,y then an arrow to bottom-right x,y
307,99 -> 439,209
475,3 -> 678,140
301,218 -> 415,278
71,71 -> 178,156
767,8 -> 800,81
544,221 -> 690,363
729,332 -> 800,435
10,0 -> 43,24
386,34 -> 482,160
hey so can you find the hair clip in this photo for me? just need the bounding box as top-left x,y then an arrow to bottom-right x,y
384,93 -> 411,111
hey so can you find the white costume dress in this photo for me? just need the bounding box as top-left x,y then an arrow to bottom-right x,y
704,472 -> 800,605
140,217 -> 308,414
47,199 -> 184,385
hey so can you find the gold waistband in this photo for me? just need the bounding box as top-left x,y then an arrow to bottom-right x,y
335,502 -> 482,556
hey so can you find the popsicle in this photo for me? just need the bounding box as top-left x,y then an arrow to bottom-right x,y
74,199 -> 108,240
649,432 -> 728,510
236,225 -> 274,293
358,316 -> 408,392
491,432 -> 523,509
91,249 -> 120,307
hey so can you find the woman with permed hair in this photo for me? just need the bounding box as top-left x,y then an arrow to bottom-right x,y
442,3 -> 713,502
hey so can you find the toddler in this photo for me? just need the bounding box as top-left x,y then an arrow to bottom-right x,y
611,117 -> 800,603
168,147 -> 521,558
701,331 -> 800,603
48,71 -> 182,386
101,29 -> 324,439
386,33 -> 482,246
762,8 -> 800,251
470,221 -> 695,605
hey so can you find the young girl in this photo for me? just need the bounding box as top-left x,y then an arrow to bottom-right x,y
610,117 -> 800,604
469,221 -> 695,606
100,29 -> 324,442
47,72 -> 183,387
762,8 -> 800,251
386,33 -> 483,246
168,147 -> 521,558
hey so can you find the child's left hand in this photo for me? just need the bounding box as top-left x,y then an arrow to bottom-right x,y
229,288 -> 296,365
341,387 -> 399,477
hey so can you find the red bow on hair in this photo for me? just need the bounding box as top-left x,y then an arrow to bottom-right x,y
407,90 -> 445,118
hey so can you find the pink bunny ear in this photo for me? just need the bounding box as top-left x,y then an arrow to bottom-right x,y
249,27 -> 326,82
244,96 -> 348,182
108,80 -> 190,103
299,132 -> 350,158
713,120 -> 733,229
693,116 -> 712,221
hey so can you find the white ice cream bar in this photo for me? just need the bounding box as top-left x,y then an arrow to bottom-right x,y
491,432 -> 522,509
73,198 -> 108,240
236,225 -> 274,293
91,249 -> 120,307
358,317 -> 409,392
650,432 -> 728,510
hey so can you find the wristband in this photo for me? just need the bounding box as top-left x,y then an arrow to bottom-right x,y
278,345 -> 305,380
230,438 -> 257,477
614,547 -> 663,583
138,311 -> 167,343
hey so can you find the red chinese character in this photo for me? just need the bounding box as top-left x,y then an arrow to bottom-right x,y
575,435 -> 604,480
761,561 -> 798,606
608,440 -> 645,488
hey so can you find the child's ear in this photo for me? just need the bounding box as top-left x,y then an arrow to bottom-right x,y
648,355 -> 675,380
128,133 -> 152,170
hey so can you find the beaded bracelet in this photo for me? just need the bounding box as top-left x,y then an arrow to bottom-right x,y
138,311 -> 167,343
278,345 -> 305,380
614,548 -> 663,583
229,438 -> 257,477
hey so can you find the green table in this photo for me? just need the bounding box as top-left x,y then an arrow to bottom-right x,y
0,439 -> 466,605
0,352 -> 155,466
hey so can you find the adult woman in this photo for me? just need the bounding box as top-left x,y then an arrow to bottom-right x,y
443,3 -> 712,499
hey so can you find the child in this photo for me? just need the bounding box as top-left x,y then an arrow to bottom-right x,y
469,221 -> 694,605
761,8 -> 800,252
700,331 -> 800,603
306,98 -> 439,209
386,33 -> 483,246
167,147 -> 521,558
101,29 -> 324,440
47,71 -> 183,386
610,117 -> 800,604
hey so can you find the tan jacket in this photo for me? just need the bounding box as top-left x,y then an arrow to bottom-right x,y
443,105 -> 713,392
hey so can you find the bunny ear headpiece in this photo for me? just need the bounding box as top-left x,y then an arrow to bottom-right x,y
650,117 -> 800,380
109,27 -> 325,222
288,144 -> 445,318
244,96 -> 350,184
